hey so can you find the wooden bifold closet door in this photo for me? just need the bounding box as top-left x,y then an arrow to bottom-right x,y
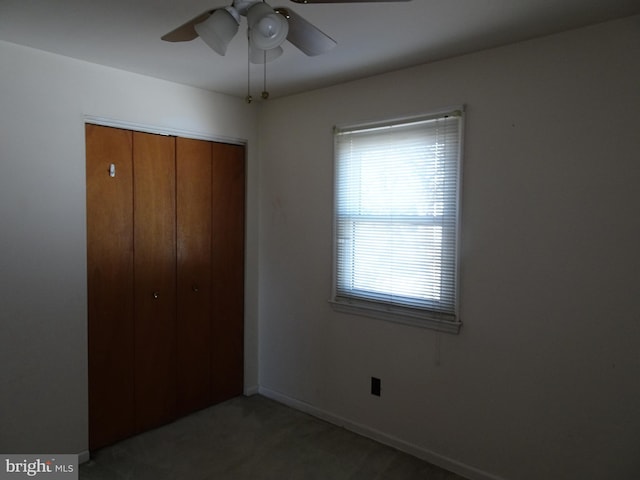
86,125 -> 135,450
132,131 -> 177,433
86,124 -> 245,450
211,142 -> 245,403
176,137 -> 213,417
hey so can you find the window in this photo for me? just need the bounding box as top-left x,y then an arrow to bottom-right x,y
331,108 -> 463,333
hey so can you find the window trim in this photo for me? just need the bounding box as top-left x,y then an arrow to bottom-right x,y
329,107 -> 464,334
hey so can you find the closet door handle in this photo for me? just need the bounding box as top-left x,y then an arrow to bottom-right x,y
192,285 -> 199,293
152,291 -> 160,299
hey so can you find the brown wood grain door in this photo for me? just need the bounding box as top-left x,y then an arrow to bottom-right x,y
211,142 -> 245,403
86,124 -> 135,450
176,137 -> 213,416
133,131 -> 177,432
88,128 -> 245,448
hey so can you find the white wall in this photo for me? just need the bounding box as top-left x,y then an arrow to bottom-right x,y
0,40 -> 260,455
258,16 -> 640,480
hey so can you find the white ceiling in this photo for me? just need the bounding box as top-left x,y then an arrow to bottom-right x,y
0,0 -> 638,100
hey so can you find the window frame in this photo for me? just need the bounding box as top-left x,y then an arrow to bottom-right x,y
330,107 -> 464,334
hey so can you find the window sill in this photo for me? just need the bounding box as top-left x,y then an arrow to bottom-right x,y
329,298 -> 462,334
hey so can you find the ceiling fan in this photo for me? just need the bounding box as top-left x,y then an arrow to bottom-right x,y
162,0 -> 411,101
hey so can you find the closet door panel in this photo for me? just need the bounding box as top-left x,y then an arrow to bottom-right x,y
86,124 -> 135,449
211,143 -> 245,402
133,131 -> 177,432
176,137 -> 213,416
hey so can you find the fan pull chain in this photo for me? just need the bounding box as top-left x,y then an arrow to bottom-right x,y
246,25 -> 270,103
262,51 -> 269,100
246,28 -> 252,104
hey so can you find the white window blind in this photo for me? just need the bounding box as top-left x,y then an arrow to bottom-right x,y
332,110 -> 463,333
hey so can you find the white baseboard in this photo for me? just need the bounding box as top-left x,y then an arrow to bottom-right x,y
258,386 -> 505,480
244,385 -> 260,396
77,450 -> 91,464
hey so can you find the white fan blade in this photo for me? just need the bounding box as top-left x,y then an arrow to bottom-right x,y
275,7 -> 337,56
162,10 -> 214,42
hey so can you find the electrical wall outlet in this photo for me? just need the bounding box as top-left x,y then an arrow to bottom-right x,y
371,377 -> 381,396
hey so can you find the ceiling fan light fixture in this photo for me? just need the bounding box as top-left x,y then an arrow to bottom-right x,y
194,8 -> 240,56
249,45 -> 283,64
247,2 -> 289,51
